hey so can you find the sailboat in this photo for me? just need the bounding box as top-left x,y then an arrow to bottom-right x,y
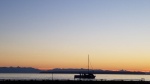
74,55 -> 96,79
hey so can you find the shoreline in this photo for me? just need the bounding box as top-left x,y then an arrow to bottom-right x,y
0,78 -> 146,81
0,79 -> 150,84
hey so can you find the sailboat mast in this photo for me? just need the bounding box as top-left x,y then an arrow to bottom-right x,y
88,54 -> 89,73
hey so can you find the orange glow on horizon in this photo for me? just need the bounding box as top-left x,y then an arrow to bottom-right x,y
1,47 -> 150,72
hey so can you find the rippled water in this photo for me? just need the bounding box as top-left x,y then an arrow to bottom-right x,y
0,73 -> 149,81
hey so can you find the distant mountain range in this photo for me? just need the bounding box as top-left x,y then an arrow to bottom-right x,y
0,67 -> 41,73
41,68 -> 146,74
0,67 -> 147,75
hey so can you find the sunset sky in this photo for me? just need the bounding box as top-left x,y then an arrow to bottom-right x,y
0,0 -> 150,71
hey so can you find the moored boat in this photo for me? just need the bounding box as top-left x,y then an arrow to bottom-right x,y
74,55 -> 96,79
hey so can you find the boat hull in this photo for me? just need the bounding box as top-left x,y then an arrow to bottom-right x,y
74,73 -> 95,79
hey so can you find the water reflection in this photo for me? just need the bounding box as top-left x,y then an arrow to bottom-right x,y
0,73 -> 149,81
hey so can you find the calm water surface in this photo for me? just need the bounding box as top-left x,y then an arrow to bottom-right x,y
0,73 -> 150,81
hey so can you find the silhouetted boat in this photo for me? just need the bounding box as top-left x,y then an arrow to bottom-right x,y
74,55 -> 96,79
74,73 -> 95,79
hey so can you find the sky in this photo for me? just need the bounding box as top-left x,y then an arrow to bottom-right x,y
0,0 -> 150,71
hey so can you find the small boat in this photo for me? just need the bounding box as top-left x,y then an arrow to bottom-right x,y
74,55 -> 96,79
74,73 -> 95,79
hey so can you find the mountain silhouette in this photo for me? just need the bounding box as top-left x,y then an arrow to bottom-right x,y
0,67 -> 146,74
0,67 -> 41,73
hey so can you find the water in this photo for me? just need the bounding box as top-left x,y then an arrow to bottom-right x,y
0,73 -> 149,81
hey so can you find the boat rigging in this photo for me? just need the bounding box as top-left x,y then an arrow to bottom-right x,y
74,55 -> 96,79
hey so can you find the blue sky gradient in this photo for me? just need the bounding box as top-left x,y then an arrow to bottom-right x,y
0,0 -> 150,71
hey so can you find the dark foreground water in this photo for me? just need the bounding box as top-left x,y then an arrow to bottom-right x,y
0,73 -> 149,81
1,81 -> 150,84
